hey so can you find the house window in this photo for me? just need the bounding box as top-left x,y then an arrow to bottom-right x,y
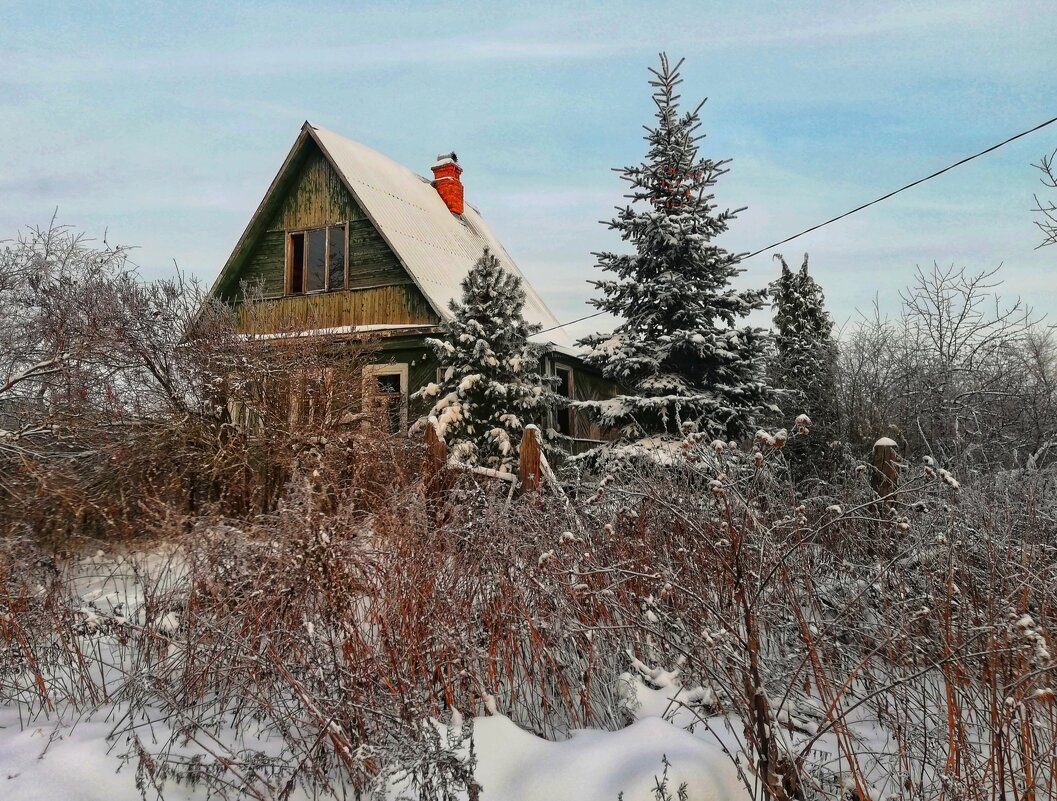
306,229 -> 326,292
286,224 -> 347,294
288,233 -> 305,295
364,364 -> 409,435
555,364 -> 574,437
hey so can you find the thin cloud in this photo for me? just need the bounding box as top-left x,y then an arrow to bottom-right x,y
9,37 -> 634,85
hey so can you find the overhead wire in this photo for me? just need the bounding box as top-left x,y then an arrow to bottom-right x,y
536,113 -> 1057,336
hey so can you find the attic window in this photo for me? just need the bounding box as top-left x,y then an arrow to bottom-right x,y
286,224 -> 347,294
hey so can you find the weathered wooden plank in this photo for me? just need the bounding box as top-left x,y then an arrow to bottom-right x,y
518,427 -> 543,492
236,284 -> 439,333
230,141 -> 410,300
347,219 -> 407,286
272,149 -> 360,230
237,230 -> 286,296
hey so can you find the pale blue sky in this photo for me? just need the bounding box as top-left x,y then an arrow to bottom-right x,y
3,1 -> 1055,338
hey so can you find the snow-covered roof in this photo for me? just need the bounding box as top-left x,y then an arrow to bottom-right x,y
306,124 -> 574,349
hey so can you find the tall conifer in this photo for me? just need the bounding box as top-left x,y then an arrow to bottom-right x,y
577,54 -> 773,444
769,253 -> 838,468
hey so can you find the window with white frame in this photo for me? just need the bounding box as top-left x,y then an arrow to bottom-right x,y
363,363 -> 409,434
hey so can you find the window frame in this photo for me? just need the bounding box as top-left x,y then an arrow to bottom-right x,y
552,362 -> 576,437
285,223 -> 349,295
363,363 -> 409,434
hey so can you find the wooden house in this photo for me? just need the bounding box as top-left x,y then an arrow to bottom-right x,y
210,122 -> 612,451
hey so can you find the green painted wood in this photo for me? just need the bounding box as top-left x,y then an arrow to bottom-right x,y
218,137 -> 411,302
347,218 -> 410,289
237,230 -> 286,296
236,284 -> 440,332
272,148 -> 359,230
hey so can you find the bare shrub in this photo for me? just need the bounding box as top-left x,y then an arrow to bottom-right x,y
1033,148 -> 1057,248
0,457 -> 622,797
836,264 -> 1054,471
563,429 -> 1057,800
0,221 -> 384,540
3,222 -> 1056,801
3,419 -> 1055,800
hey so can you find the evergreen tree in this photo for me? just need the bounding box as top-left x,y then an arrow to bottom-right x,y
576,54 -> 774,443
415,249 -> 551,469
769,253 -> 839,468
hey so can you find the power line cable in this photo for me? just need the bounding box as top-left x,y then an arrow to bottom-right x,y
537,113 -> 1057,336
740,112 -> 1057,260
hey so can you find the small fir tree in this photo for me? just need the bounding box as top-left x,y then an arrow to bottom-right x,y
576,54 -> 774,444
769,253 -> 839,469
415,249 -> 551,469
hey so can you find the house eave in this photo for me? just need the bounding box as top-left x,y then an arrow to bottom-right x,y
237,322 -> 440,344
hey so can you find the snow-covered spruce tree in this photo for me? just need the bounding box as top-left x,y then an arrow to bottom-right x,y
769,253 -> 839,470
415,249 -> 552,469
576,54 -> 774,446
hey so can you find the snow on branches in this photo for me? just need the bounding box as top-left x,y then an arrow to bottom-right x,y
768,253 -> 838,469
414,249 -> 553,469
576,53 -> 774,446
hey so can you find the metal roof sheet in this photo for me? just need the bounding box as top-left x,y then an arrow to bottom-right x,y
308,124 -> 574,349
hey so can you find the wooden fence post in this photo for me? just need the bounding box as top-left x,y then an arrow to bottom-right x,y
423,418 -> 452,514
518,425 -> 542,493
423,418 -> 448,479
872,437 -> 899,497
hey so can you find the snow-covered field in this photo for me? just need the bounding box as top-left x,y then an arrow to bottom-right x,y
0,706 -> 747,801
2,460 -> 1055,801
0,544 -> 749,801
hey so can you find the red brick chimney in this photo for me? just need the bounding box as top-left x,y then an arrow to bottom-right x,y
431,152 -> 464,215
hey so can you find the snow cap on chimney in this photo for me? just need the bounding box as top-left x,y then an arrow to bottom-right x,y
431,152 -> 464,215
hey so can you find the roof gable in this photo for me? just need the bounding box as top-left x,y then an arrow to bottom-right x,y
212,123 -> 573,348
211,129 -> 407,300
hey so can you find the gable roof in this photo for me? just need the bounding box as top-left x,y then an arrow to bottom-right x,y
212,122 -> 574,349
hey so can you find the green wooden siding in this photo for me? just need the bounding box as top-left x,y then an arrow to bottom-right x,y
271,147 -> 357,230
346,217 -> 410,289
221,138 -> 429,330
238,230 -> 286,297
237,285 -> 439,333
221,140 -> 411,302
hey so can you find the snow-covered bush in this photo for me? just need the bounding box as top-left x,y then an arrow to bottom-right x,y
835,263 -> 1055,471
769,253 -> 839,474
561,429 -> 1057,801
4,419 -> 1057,800
0,221 -> 387,540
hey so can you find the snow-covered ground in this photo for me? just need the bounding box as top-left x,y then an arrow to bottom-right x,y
0,545 -> 749,801
0,706 -> 747,801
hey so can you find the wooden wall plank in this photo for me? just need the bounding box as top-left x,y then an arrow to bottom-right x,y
229,141 -> 411,300
236,284 -> 439,333
238,230 -> 286,296
272,149 -> 359,230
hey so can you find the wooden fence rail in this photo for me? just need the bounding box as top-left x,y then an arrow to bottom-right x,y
421,422 -> 558,499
